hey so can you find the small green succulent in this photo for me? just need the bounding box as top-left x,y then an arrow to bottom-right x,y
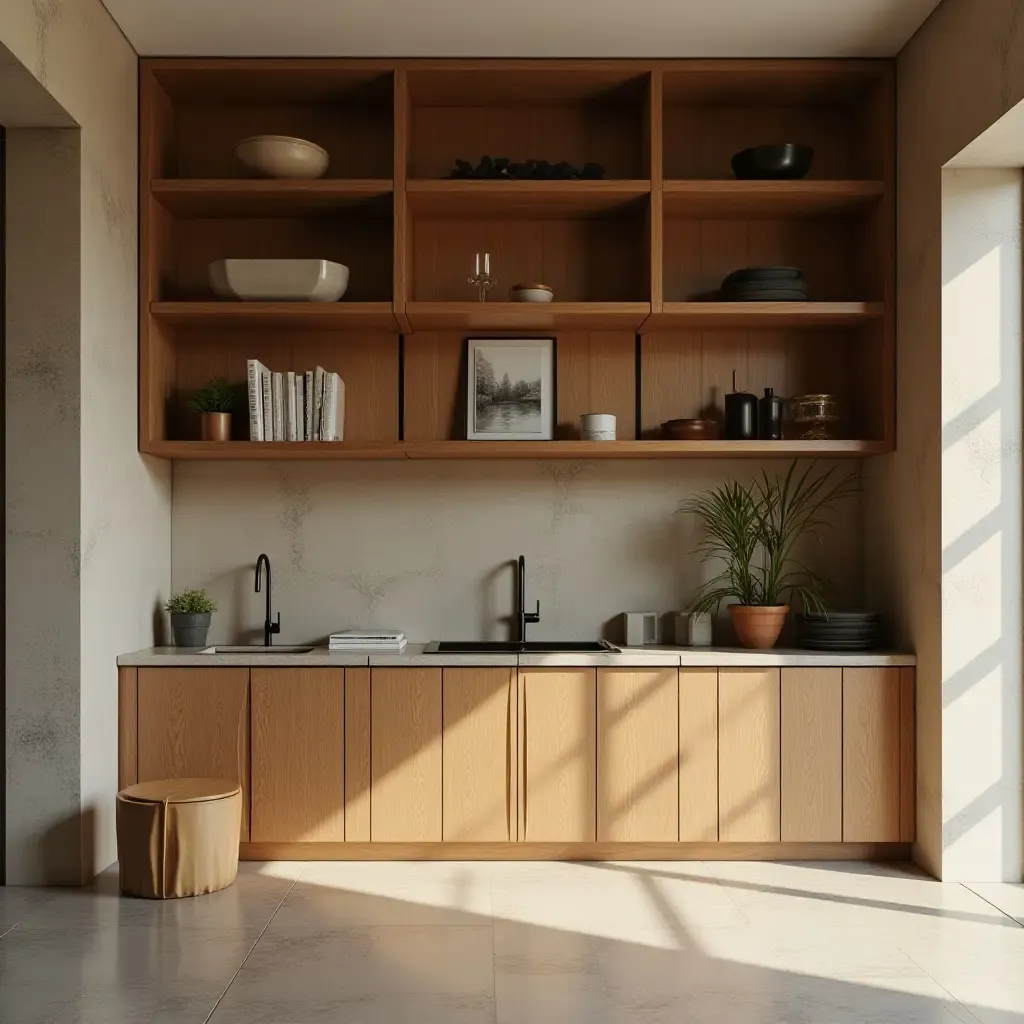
165,589 -> 218,615
187,377 -> 236,414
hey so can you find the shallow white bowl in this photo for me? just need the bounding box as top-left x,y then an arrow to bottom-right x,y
208,259 -> 349,302
234,135 -> 329,179
509,283 -> 555,303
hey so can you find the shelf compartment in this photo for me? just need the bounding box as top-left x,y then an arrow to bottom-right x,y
405,302 -> 651,332
642,302 -> 882,332
662,180 -> 884,218
151,179 -> 393,217
144,439 -> 888,461
151,302 -> 399,331
407,179 -> 650,218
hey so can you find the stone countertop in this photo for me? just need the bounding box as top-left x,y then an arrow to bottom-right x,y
118,644 -> 916,668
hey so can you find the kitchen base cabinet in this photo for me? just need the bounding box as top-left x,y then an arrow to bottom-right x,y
520,669 -> 597,842
718,669 -> 781,842
679,669 -> 719,841
597,668 -> 678,842
251,668 -> 345,843
136,667 -> 250,840
371,668 -> 443,841
443,668 -> 516,841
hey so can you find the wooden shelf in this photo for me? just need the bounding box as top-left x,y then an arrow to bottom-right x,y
406,179 -> 650,218
641,302 -> 884,332
150,301 -> 398,331
146,439 -> 889,461
151,179 -> 393,217
662,180 -> 885,218
406,301 -> 650,332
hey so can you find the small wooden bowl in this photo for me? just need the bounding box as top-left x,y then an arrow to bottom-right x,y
661,418 -> 720,440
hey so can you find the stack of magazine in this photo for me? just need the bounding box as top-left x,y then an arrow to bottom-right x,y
246,360 -> 345,442
328,630 -> 406,651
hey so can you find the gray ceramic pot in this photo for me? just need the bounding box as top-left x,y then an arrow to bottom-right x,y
171,612 -> 212,648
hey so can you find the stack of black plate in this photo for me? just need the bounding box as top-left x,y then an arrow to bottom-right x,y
798,611 -> 882,651
721,266 -> 808,302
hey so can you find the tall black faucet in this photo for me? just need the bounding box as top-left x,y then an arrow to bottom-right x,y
516,554 -> 541,644
255,553 -> 281,647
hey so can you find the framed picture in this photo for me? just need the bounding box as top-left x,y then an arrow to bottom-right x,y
467,338 -> 554,441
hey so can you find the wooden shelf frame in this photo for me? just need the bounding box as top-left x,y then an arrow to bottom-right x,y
140,58 -> 896,458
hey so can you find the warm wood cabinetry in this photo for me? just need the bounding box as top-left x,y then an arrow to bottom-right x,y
120,661 -> 914,857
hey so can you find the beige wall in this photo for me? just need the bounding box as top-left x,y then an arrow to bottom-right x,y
172,460 -> 864,647
1,0 -> 172,883
869,0 -> 1024,879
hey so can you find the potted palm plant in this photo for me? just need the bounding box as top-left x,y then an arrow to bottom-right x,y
680,462 -> 857,649
188,376 -> 235,441
165,589 -> 218,647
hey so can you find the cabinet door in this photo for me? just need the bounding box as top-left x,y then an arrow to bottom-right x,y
679,669 -> 719,841
443,668 -> 516,841
781,667 -> 842,841
137,668 -> 250,840
520,669 -> 596,842
718,668 -> 780,842
251,668 -> 345,843
371,668 -> 442,841
597,668 -> 678,842
843,667 -> 900,841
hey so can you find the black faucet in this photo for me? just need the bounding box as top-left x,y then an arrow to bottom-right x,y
516,554 -> 541,644
255,553 -> 281,647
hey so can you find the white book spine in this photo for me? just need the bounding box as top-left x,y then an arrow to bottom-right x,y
293,374 -> 304,442
323,373 -> 337,442
260,369 -> 273,443
313,366 -> 326,442
246,359 -> 264,441
304,370 -> 315,440
335,375 -> 345,442
272,372 -> 284,442
285,371 -> 297,442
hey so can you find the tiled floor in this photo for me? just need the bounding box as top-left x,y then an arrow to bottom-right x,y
2,860 -> 1023,1023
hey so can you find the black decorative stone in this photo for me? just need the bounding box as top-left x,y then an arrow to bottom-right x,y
448,156 -> 606,180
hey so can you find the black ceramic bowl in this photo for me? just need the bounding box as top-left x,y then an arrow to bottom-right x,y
731,144 -> 814,180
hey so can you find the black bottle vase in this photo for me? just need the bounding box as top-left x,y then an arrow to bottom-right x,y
725,371 -> 757,440
758,387 -> 784,440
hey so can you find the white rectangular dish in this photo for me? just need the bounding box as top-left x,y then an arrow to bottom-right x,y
208,258 -> 349,302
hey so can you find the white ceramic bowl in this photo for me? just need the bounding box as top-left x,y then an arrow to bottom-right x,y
234,135 -> 329,179
208,259 -> 349,302
509,282 -> 554,303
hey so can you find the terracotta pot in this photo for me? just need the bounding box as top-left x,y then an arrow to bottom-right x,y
201,412 -> 232,441
729,604 -> 789,649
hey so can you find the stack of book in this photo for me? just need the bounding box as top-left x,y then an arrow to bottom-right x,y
328,630 -> 407,651
246,361 -> 345,442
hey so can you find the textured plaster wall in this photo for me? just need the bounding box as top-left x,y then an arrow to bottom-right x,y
1,0 -> 172,883
172,460 -> 864,647
867,0 -> 1024,879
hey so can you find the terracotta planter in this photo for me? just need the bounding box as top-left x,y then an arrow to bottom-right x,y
729,604 -> 789,649
201,412 -> 232,441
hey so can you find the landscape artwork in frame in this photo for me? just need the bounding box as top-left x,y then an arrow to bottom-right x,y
467,338 -> 554,440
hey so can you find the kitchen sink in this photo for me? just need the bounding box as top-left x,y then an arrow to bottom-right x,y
425,640 -> 619,654
200,645 -> 316,655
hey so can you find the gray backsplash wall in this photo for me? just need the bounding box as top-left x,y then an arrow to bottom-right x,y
171,460 -> 864,646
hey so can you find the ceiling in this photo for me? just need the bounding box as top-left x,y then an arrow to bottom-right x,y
101,0 -> 941,59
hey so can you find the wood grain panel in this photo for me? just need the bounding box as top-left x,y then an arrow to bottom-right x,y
442,668 -> 515,841
597,669 -> 678,842
345,667 -> 372,842
718,668 -> 780,842
402,331 -> 465,441
781,667 -> 842,841
137,668 -> 250,839
250,669 -> 345,842
371,668 -> 442,841
679,668 -> 719,841
118,667 -> 138,790
900,667 -> 916,842
556,332 -> 636,439
520,669 -> 596,842
843,667 -> 900,842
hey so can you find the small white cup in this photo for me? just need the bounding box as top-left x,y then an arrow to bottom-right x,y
581,412 -> 616,441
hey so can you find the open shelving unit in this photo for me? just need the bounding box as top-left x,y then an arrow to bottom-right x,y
140,58 -> 894,459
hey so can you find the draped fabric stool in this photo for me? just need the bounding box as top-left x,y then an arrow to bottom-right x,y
117,778 -> 241,899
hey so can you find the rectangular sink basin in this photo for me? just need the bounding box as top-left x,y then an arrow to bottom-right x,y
426,641 -> 619,654
200,645 -> 316,655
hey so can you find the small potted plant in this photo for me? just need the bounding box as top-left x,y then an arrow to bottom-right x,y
679,462 -> 857,649
165,589 -> 218,647
188,376 -> 235,441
